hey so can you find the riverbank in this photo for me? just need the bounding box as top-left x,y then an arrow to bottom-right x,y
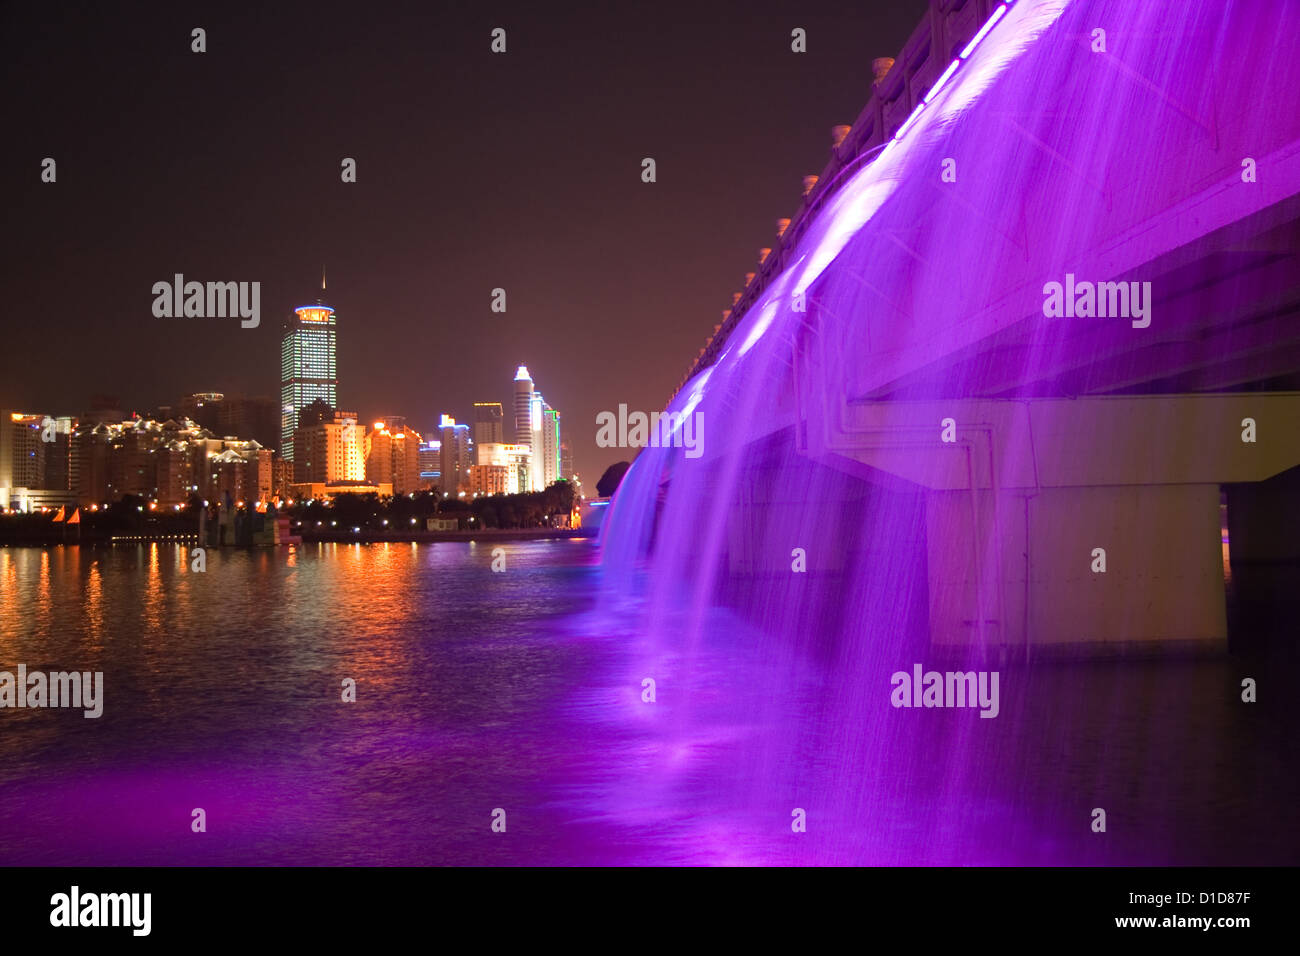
300,527 -> 596,544
0,516 -> 597,547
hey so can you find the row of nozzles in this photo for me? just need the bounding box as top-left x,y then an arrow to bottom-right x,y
679,57 -> 896,391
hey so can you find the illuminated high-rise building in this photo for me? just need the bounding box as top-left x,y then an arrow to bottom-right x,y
293,410 -> 364,484
513,367 -> 534,452
476,441 -> 532,495
512,366 -> 564,491
526,392 -> 561,491
0,412 -> 79,511
536,403 -> 561,489
365,419 -> 423,495
438,415 -> 472,495
281,272 -> 338,462
0,412 -> 46,494
418,439 -> 441,488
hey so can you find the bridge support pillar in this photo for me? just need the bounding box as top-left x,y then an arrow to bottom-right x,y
925,483 -> 1225,659
818,393 -> 1300,658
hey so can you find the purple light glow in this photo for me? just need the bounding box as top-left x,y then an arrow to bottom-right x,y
600,0 -> 1300,865
923,59 -> 961,104
960,5 -> 1007,60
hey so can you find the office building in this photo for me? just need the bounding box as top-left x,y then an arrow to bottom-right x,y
281,274 -> 338,462
293,409 -> 365,484
469,464 -> 509,497
438,415 -> 472,495
513,367 -> 533,452
418,439 -> 441,489
366,419 -> 423,495
476,441 -> 532,495
473,402 -> 505,445
0,411 -> 77,511
511,366 -> 564,491
538,406 -> 561,488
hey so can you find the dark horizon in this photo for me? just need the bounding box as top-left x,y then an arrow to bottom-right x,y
0,0 -> 927,482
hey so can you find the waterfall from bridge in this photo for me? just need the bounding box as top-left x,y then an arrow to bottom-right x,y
594,0 -> 1300,863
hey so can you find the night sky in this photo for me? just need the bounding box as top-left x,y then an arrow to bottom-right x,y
1,0 -> 927,483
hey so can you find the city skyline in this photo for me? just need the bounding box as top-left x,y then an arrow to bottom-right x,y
0,0 -> 928,483
6,276 -> 596,486
0,339 -> 581,512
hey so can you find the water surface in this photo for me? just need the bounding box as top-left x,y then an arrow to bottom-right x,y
0,541 -> 1295,865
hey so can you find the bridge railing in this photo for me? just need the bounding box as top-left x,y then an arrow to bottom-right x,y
674,0 -> 1003,401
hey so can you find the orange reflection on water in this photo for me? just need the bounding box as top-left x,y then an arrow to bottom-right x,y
142,543 -> 166,634
84,559 -> 104,648
0,551 -> 16,656
313,542 -> 427,699
34,549 -> 53,633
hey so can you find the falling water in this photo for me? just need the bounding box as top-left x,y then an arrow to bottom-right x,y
597,0 -> 1300,864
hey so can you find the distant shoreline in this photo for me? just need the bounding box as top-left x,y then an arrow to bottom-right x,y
300,528 -> 597,544
0,526 -> 598,548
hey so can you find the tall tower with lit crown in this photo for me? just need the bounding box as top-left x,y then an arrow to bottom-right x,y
513,366 -> 534,452
280,270 -> 338,461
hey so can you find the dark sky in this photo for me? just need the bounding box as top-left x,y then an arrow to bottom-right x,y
1,0 -> 927,483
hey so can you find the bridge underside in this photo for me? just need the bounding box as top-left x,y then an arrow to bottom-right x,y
789,199 -> 1300,656
715,395 -> 1300,659
855,196 -> 1300,402
796,179 -> 1300,657
653,0 -> 1300,658
769,178 -> 1300,657
821,394 -> 1300,657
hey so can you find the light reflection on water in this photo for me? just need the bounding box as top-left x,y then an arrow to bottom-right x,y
1,541 -> 614,865
0,541 -> 1296,865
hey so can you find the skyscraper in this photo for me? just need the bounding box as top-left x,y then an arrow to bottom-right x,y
418,439 -> 441,489
512,366 -> 563,491
527,391 -> 560,490
539,406 -> 561,487
365,419 -> 423,495
513,366 -> 534,452
281,273 -> 338,462
293,409 -> 364,484
438,415 -> 472,495
0,412 -> 46,497
473,402 -> 505,445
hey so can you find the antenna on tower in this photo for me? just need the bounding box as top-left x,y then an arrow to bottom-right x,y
322,265 -> 327,291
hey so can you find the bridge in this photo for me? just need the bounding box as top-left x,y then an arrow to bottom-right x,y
614,0 -> 1300,657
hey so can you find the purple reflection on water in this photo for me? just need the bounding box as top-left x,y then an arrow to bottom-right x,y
0,539 -> 1295,864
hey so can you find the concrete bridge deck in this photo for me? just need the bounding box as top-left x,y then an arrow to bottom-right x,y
650,0 -> 1300,657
